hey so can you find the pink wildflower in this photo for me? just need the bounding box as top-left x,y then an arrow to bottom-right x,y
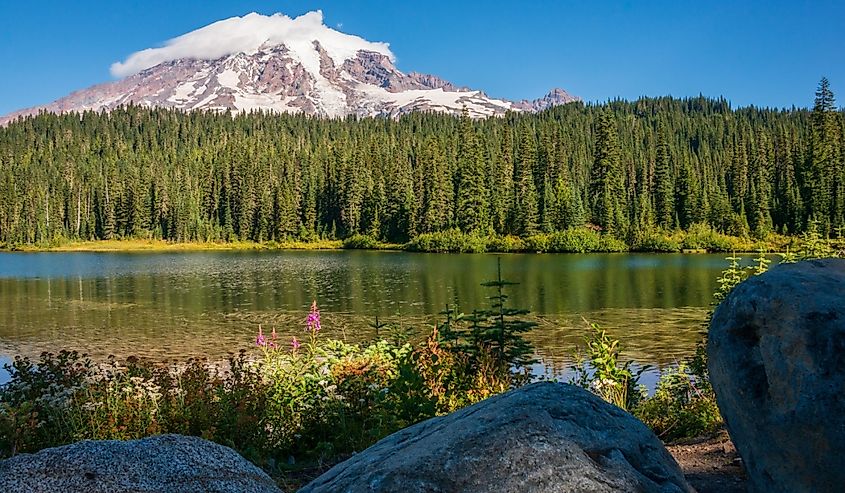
255,326 -> 267,347
291,337 -> 301,350
306,300 -> 321,333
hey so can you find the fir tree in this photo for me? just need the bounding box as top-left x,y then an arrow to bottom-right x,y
653,123 -> 675,229
455,109 -> 488,232
589,110 -> 626,235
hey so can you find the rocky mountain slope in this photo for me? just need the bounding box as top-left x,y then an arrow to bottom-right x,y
0,11 -> 578,124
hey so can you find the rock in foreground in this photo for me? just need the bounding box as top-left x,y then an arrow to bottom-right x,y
709,259 -> 845,493
301,382 -> 692,493
0,434 -> 281,493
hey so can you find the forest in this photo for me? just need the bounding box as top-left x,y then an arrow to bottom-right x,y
0,78 -> 842,248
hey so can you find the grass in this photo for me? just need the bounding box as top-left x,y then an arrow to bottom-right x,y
6,238 -> 343,252
2,227 -> 840,255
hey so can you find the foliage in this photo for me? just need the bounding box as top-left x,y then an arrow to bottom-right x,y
569,323 -> 646,411
797,220 -> 837,259
635,230 -> 682,252
660,227 -> 842,442
634,364 -> 722,441
459,258 -> 537,385
484,235 -> 527,253
342,234 -> 383,250
406,229 -> 487,253
0,264 -> 539,487
1,81 -> 843,248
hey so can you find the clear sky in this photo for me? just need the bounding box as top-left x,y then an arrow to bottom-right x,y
0,0 -> 842,115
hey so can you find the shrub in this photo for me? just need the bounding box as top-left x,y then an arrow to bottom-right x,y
406,229 -> 486,253
569,324 -> 646,411
634,364 -> 722,441
545,228 -> 601,252
598,235 -> 629,252
682,222 -> 750,252
636,231 -> 681,252
485,235 -> 526,253
518,234 -> 546,252
342,234 -> 382,250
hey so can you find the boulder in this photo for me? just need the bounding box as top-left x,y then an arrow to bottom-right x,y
0,434 -> 281,493
301,382 -> 692,493
709,259 -> 845,493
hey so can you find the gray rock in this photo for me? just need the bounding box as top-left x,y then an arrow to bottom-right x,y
300,382 -> 692,493
0,434 -> 281,493
709,259 -> 845,493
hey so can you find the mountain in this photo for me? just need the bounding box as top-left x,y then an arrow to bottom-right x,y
0,11 -> 578,125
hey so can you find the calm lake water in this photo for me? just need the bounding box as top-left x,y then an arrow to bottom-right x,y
0,251 -> 759,380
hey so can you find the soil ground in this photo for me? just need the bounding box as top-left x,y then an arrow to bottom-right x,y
666,430 -> 747,493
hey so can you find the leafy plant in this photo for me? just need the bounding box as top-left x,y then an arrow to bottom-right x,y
570,323 -> 646,411
634,363 -> 721,441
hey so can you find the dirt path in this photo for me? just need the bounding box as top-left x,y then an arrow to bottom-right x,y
666,430 -> 747,493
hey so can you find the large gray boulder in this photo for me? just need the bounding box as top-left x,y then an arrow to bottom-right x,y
301,382 -> 692,493
709,259 -> 845,493
0,434 -> 281,493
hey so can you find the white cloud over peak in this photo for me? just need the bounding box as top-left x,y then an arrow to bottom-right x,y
110,11 -> 393,78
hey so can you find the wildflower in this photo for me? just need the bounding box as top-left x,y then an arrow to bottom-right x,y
306,300 -> 321,333
291,337 -> 301,351
256,325 -> 267,347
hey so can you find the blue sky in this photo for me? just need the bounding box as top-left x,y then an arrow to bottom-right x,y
0,1 -> 842,115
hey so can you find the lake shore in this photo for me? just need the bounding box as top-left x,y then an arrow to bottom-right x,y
0,231 -> 820,254
3,238 -> 345,252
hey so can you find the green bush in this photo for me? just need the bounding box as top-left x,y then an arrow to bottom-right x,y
634,364 -> 722,441
484,235 -> 526,253
569,324 -> 646,411
636,231 -> 681,252
542,228 -> 595,252
598,235 -> 629,252
523,234 -> 551,252
682,222 -> 748,252
342,234 -> 382,250
406,229 -> 486,253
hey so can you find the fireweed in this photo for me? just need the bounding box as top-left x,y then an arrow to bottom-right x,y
254,301 -> 414,456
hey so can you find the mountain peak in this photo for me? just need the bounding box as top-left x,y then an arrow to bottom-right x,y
0,11 -> 578,124
110,11 -> 394,78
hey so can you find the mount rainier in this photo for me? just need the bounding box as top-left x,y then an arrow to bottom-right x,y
0,11 -> 577,124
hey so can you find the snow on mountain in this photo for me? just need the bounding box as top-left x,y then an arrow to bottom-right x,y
0,11 -> 578,125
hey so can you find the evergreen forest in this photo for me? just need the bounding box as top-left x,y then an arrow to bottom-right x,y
0,78 -> 842,249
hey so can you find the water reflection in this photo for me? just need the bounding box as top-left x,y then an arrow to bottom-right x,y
0,251 -> 759,375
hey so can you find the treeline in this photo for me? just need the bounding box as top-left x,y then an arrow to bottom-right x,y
0,79 -> 843,247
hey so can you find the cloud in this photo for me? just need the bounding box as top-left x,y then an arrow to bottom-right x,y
110,11 -> 393,78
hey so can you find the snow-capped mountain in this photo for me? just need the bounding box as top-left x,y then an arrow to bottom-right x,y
0,11 -> 578,125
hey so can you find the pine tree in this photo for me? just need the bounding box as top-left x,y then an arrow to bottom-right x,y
589,110 -> 626,235
419,140 -> 452,233
513,127 -> 539,235
653,123 -> 675,229
490,128 -> 514,233
455,109 -> 488,232
729,137 -> 749,215
808,77 -> 838,232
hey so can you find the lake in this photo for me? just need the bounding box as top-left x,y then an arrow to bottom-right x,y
0,251 -> 754,380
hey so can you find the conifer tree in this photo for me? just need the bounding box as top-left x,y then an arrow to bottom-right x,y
513,127 -> 539,235
455,109 -> 488,232
589,110 -> 626,235
808,77 -> 838,232
653,123 -> 675,229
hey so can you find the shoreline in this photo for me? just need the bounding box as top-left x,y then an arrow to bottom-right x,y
0,237 -> 808,254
